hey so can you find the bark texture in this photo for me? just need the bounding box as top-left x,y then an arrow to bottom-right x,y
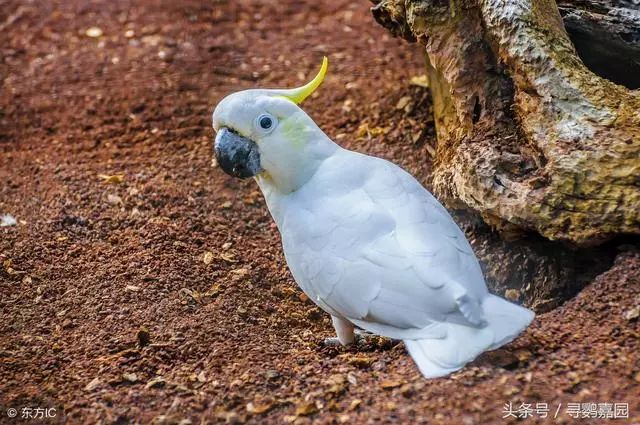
372,0 -> 640,246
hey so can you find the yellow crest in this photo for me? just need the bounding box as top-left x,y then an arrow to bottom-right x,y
280,57 -> 328,105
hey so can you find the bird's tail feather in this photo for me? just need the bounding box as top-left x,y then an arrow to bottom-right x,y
405,295 -> 534,378
482,294 -> 535,350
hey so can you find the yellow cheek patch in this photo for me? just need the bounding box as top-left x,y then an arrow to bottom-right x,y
280,116 -> 308,149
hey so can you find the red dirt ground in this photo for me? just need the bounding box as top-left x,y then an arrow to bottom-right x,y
1,1 -> 638,424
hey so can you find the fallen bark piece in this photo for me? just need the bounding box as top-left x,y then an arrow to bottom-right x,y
371,0 -> 640,246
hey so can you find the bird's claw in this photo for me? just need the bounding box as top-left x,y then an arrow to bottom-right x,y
323,329 -> 397,347
323,337 -> 344,346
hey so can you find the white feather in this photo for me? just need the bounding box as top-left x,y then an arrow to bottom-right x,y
259,147 -> 534,378
212,83 -> 535,378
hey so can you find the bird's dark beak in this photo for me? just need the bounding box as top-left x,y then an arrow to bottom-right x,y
214,127 -> 262,179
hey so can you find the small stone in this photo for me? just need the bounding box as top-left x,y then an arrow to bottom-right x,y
0,214 -> 17,227
137,327 -> 151,347
217,411 -> 243,424
246,401 -> 273,415
122,373 -> 138,383
85,377 -> 101,391
624,306 -> 639,321
85,27 -> 103,38
126,285 -> 140,292
106,194 -> 123,205
264,370 -> 280,380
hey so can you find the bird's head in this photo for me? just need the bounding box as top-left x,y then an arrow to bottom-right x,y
212,57 -> 337,193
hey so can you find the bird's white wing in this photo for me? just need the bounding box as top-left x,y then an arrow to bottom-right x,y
281,151 -> 489,340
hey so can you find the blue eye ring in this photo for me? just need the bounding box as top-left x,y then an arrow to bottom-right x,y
255,113 -> 277,134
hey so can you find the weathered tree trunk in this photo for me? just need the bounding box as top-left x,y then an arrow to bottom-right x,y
372,0 -> 640,247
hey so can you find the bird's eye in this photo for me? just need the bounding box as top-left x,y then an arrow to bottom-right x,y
255,114 -> 277,134
259,116 -> 272,129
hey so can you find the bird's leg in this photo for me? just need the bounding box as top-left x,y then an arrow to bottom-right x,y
323,316 -> 355,346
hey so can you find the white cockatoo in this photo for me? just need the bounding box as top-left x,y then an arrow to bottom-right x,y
212,58 -> 534,378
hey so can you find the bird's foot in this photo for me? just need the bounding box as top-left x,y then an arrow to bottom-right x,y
323,329 -> 397,347
323,337 -> 345,346
354,329 -> 376,340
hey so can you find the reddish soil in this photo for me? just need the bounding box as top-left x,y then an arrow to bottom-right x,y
1,0 -> 638,424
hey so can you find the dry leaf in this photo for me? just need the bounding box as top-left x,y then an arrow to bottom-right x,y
395,96 -> 411,110
204,284 -> 222,297
409,74 -> 429,88
356,123 -> 388,140
380,380 -> 403,390
145,376 -> 166,389
203,251 -> 214,265
325,374 -> 346,397
347,355 -> 373,368
295,401 -> 318,416
98,174 -> 125,184
246,401 -> 274,415
220,253 -> 237,263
